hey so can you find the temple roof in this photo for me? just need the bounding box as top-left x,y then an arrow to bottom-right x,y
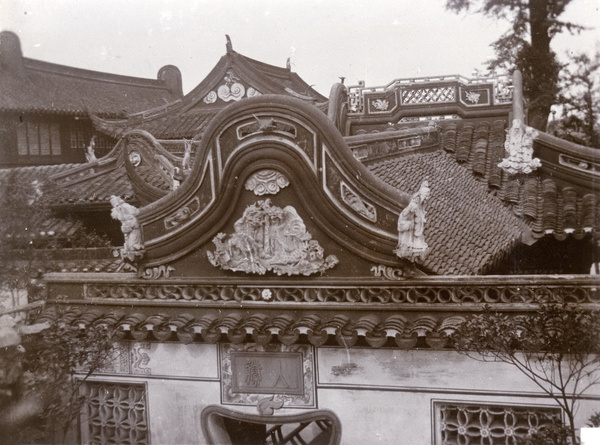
369,149 -> 531,275
10,115 -> 598,275
0,31 -> 183,116
91,37 -> 327,139
350,118 -> 600,242
438,120 -> 600,239
2,48 -> 597,278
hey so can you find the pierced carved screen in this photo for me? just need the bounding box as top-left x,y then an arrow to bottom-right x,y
80,381 -> 149,445
434,402 -> 562,444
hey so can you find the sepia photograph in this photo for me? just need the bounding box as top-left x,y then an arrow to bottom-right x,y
1,0 -> 600,443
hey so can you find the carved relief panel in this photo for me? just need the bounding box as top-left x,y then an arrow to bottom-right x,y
207,199 -> 338,276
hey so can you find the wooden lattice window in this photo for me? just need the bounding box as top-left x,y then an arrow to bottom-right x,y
80,381 -> 149,445
434,402 -> 562,445
16,118 -> 61,156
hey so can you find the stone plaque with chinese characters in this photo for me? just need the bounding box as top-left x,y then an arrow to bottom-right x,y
221,344 -> 316,409
231,352 -> 304,395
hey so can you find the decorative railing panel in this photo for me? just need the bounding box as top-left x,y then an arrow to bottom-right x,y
402,86 -> 455,104
347,75 -> 512,115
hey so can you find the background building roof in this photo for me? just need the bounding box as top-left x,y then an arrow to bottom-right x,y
0,31 -> 183,116
91,38 -> 327,139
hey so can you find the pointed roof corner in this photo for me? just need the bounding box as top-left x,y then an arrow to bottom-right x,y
225,35 -> 233,54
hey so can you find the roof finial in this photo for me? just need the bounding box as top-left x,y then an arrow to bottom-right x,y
225,35 -> 233,54
286,57 -> 291,70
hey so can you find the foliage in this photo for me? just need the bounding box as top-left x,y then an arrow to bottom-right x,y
446,0 -> 585,130
0,171 -> 110,303
518,421 -> 573,445
9,317 -> 114,444
0,171 -> 115,443
452,302 -> 600,444
586,411 -> 600,427
550,51 -> 600,147
0,172 -> 51,295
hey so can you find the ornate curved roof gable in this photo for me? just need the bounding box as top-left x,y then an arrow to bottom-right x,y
137,95 -> 411,277
91,42 -> 327,139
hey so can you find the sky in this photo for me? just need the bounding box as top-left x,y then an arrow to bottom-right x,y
1,0 -> 599,96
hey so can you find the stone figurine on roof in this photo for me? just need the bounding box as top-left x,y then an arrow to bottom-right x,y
394,180 -> 430,262
110,196 -> 144,263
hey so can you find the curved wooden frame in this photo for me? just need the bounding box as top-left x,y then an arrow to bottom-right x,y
201,405 -> 342,445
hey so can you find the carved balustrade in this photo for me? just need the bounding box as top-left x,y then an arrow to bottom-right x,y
346,74 -> 512,115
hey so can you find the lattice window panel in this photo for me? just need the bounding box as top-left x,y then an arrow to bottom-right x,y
16,118 -> 61,156
80,381 -> 149,445
402,86 -> 455,104
435,402 -> 562,445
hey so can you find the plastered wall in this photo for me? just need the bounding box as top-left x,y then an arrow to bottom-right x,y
87,342 -> 600,444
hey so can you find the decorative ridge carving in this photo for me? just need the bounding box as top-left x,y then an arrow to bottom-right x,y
137,95 -> 410,268
370,264 -> 423,280
340,181 -> 377,222
203,70 -> 263,105
207,199 -> 338,276
498,119 -> 541,175
245,170 -> 290,195
82,280 -> 599,305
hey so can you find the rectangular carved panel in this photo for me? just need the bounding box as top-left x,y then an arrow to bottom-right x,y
230,351 -> 304,395
221,343 -> 316,409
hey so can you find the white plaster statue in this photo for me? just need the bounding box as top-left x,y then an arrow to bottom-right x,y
394,181 -> 430,262
110,195 -> 144,262
182,140 -> 192,171
498,119 -> 541,175
172,167 -> 183,190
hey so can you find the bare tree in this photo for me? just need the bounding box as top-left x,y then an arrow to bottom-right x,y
453,302 -> 600,444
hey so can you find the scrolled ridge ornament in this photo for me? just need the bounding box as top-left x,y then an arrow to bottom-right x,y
207,199 -> 338,276
394,181 -> 430,262
498,119 -> 541,175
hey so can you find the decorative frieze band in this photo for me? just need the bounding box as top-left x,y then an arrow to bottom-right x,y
83,282 -> 599,305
